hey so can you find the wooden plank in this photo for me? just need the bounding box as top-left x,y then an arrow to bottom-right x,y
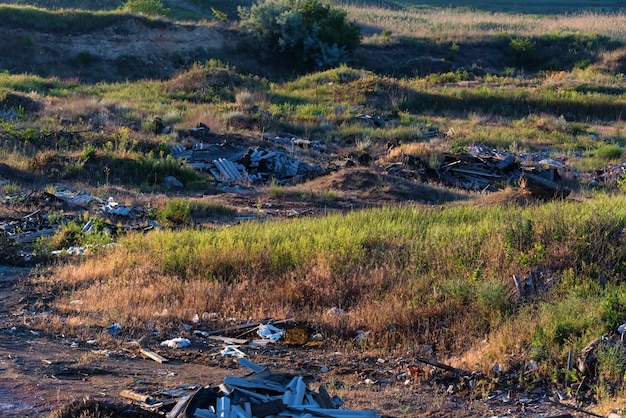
119,389 -> 152,403
512,275 -> 524,296
208,335 -> 249,345
208,322 -> 261,336
139,348 -> 169,363
496,154 -> 516,170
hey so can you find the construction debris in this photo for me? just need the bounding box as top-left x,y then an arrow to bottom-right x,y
170,141 -> 323,185
391,145 -> 572,198
121,359 -> 380,418
139,348 -> 169,364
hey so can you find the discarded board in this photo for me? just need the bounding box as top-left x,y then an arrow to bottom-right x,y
120,390 -> 152,403
139,347 -> 169,363
207,335 -> 249,345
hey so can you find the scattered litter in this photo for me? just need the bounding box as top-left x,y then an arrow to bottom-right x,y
256,323 -> 285,342
202,312 -> 218,321
327,307 -> 346,316
107,323 -> 122,335
354,330 -> 371,343
160,337 -> 191,348
220,345 -> 247,358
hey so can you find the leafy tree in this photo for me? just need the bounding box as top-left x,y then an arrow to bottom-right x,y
238,0 -> 362,70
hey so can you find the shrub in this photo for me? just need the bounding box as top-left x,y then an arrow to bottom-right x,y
509,37 -> 538,68
475,279 -> 510,322
76,50 -> 96,66
155,198 -> 192,225
80,143 -> 96,163
596,341 -> 626,399
596,144 -> 623,161
120,0 -> 170,17
238,0 -> 361,69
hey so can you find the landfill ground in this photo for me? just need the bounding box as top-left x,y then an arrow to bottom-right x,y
0,155 -> 614,418
0,268 -> 601,418
2,6 -> 626,416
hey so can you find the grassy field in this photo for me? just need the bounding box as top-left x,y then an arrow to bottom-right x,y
385,0 -> 624,14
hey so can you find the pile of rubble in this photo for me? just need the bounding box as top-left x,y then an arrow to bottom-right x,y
388,145 -> 573,198
120,358 -> 379,418
171,142 -> 323,185
0,190 -> 154,261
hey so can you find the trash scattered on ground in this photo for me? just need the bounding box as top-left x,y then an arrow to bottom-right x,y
161,337 -> 191,349
256,323 -> 285,342
120,359 -> 380,418
107,323 -> 122,335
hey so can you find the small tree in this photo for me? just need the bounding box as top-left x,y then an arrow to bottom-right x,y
238,0 -> 362,70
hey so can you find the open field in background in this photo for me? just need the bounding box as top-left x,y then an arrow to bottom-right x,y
1,0 -> 626,414
349,6 -> 626,41
381,0 -> 624,14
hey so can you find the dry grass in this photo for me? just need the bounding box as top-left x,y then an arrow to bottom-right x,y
350,7 -> 626,42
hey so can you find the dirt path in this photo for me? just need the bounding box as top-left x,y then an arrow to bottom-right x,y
0,268 -> 236,417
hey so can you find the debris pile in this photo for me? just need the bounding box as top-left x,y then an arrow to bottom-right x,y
121,359 -> 380,418
390,145 -> 572,198
171,142 -> 323,184
0,190 -> 154,260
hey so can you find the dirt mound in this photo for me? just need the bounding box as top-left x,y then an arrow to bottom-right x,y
0,15 -> 228,82
308,167 -> 468,205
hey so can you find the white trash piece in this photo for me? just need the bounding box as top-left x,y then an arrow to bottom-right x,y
220,345 -> 246,358
160,337 -> 191,348
256,324 -> 285,342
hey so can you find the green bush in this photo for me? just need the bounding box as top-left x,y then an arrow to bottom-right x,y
596,144 -> 623,161
475,279 -> 510,322
596,342 -> 626,399
80,143 -> 97,163
238,0 -> 361,69
120,0 -> 170,17
509,37 -> 538,68
156,198 -> 192,225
